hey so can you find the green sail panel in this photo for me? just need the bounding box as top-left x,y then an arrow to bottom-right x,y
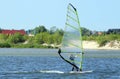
60,3 -> 83,70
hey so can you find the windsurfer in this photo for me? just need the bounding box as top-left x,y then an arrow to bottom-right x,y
69,54 -> 76,71
58,48 -> 82,71
69,54 -> 81,71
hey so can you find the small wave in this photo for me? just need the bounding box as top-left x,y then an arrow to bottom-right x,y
39,70 -> 93,74
0,70 -> 64,74
69,70 -> 93,74
39,70 -> 64,74
0,70 -> 93,74
0,71 -> 35,74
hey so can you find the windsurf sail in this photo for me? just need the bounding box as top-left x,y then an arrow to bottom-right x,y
59,3 -> 83,71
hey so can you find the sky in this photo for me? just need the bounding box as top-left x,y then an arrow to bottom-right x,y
0,0 -> 120,31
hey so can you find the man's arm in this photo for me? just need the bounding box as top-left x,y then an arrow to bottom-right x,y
57,48 -> 79,70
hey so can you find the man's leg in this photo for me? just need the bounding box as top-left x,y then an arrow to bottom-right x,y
80,68 -> 82,71
72,67 -> 74,71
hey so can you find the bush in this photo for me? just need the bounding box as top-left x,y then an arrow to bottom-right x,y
97,39 -> 108,47
10,44 -> 53,48
0,43 -> 11,48
7,33 -> 26,44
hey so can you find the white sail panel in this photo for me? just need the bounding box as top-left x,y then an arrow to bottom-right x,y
60,3 -> 83,70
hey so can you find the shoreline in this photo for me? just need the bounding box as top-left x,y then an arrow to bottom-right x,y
83,41 -> 120,50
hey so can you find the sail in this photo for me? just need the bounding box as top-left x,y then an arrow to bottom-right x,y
60,3 -> 83,70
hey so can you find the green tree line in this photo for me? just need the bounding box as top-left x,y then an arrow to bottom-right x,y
0,26 -> 63,48
0,25 -> 119,48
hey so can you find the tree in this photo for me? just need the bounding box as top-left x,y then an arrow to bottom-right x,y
41,32 -> 52,44
0,28 -> 2,33
34,33 -> 45,44
81,27 -> 92,36
0,34 -> 8,43
49,26 -> 57,34
7,33 -> 25,44
34,25 -> 47,34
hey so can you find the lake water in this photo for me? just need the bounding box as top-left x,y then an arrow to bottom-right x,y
0,48 -> 120,79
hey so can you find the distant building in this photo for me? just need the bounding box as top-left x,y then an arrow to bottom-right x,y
26,30 -> 35,36
91,31 -> 103,35
0,29 -> 26,35
97,32 -> 103,35
28,34 -> 34,37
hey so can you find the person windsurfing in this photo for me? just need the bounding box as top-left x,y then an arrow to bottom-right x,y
58,48 -> 82,71
69,54 -> 77,71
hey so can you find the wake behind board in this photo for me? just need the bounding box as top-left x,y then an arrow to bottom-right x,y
39,70 -> 64,74
69,70 -> 93,74
39,70 -> 93,74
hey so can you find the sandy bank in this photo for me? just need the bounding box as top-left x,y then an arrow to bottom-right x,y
83,41 -> 120,50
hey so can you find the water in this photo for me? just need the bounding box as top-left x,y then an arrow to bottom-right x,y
0,48 -> 120,79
